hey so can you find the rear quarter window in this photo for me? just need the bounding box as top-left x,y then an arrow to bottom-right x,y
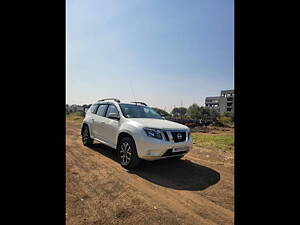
90,104 -> 99,114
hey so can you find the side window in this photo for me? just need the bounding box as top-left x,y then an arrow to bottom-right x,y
90,104 -> 99,114
106,104 -> 118,117
96,104 -> 108,117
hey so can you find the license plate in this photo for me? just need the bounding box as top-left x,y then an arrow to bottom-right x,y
172,147 -> 188,153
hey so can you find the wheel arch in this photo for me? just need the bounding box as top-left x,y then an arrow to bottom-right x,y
117,131 -> 141,169
117,132 -> 136,148
81,123 -> 90,135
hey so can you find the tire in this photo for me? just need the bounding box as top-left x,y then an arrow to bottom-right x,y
82,125 -> 94,146
117,137 -> 140,169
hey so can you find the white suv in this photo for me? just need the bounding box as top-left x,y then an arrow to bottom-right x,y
81,98 -> 192,169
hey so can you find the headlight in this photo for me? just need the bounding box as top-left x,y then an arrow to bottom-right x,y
143,128 -> 163,140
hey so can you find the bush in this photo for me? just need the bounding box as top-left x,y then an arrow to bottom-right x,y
216,116 -> 233,127
223,112 -> 234,122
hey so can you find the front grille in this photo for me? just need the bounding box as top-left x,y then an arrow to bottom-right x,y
171,131 -> 186,143
162,149 -> 187,157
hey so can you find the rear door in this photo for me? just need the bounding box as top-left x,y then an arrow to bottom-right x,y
103,104 -> 120,147
86,104 -> 99,137
93,104 -> 109,140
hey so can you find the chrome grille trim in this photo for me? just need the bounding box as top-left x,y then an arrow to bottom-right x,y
163,130 -> 188,143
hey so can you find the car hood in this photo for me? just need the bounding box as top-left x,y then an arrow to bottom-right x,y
128,118 -> 188,130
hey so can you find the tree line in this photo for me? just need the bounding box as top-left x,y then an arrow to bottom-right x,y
153,104 -> 234,127
66,103 -> 234,127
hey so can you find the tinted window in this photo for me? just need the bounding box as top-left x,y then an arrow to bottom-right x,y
106,104 -> 118,117
119,104 -> 162,119
96,104 -> 108,116
90,104 -> 99,114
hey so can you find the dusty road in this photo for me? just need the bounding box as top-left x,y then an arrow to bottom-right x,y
66,121 -> 234,225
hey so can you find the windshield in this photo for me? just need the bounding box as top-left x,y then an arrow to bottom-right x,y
119,104 -> 162,119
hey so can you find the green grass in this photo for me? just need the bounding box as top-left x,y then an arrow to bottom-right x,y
192,133 -> 234,151
66,112 -> 84,122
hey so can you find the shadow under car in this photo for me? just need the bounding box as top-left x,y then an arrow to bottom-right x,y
89,143 -> 220,191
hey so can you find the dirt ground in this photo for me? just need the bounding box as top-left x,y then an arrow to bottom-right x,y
66,121 -> 234,225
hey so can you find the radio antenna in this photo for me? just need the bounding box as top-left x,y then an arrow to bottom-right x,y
129,79 -> 136,102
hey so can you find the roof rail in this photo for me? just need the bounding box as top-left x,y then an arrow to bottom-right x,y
131,101 -> 147,106
98,98 -> 121,103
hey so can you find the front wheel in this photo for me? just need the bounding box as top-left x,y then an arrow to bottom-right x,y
117,137 -> 140,169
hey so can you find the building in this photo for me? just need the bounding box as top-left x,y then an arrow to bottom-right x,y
205,89 -> 234,114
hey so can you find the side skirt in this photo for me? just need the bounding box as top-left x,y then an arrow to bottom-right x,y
90,136 -> 117,149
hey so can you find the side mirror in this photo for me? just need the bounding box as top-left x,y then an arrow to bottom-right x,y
108,112 -> 120,119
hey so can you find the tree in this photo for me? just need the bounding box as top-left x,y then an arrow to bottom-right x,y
210,108 -> 220,122
186,105 -> 220,124
152,107 -> 171,118
200,107 -> 220,124
171,107 -> 187,119
186,104 -> 201,120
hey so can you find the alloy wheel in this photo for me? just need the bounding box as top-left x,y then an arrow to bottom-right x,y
120,142 -> 132,165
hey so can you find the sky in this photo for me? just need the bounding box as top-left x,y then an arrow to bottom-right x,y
67,0 -> 234,112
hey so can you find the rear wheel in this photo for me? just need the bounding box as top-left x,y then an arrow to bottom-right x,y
117,137 -> 140,169
82,125 -> 94,146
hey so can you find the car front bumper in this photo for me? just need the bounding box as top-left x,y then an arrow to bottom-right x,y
135,135 -> 193,161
